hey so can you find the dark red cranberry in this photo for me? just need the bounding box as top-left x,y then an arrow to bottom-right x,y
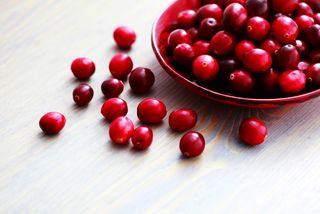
309,50 -> 320,63
275,44 -> 300,70
259,39 -> 281,55
193,41 -> 210,57
243,49 -> 272,73
177,10 -> 197,29
218,57 -> 241,81
73,83 -> 94,106
71,57 -> 95,80
297,61 -> 310,72
137,98 -> 167,124
173,43 -> 195,66
235,40 -> 256,60
223,3 -> 248,32
225,0 -> 245,6
292,40 -> 308,56
201,0 -> 224,8
295,15 -> 315,30
278,70 -> 306,94
239,117 -> 268,145
246,16 -> 270,41
109,54 -> 133,79
129,67 -> 155,94
131,126 -> 153,150
245,0 -> 269,18
229,70 -> 256,94
308,0 -> 320,13
113,26 -> 136,49
198,18 -> 221,40
260,69 -> 280,93
187,27 -> 199,43
296,2 -> 314,16
168,29 -> 192,49
39,112 -> 66,134
192,55 -> 219,81
197,4 -> 223,23
303,24 -> 320,48
210,31 -> 236,55
180,131 -> 205,158
101,98 -> 128,122
101,78 -> 124,98
314,13 -> 320,24
169,109 -> 197,132
109,116 -> 134,144
306,63 -> 320,85
271,16 -> 299,44
272,0 -> 299,14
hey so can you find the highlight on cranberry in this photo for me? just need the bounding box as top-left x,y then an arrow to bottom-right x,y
39,112 -> 66,135
113,26 -> 137,49
239,117 -> 268,145
71,57 -> 95,80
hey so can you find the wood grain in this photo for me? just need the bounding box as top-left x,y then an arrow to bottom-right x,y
1,0 -> 320,213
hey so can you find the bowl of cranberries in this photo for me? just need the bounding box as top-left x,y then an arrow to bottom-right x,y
152,0 -> 320,108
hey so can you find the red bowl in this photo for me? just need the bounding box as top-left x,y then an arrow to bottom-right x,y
151,0 -> 320,108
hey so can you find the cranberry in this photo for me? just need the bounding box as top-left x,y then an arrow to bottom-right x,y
246,16 -> 270,41
218,57 -> 241,81
129,67 -> 155,94
179,131 -> 205,158
260,69 -> 280,93
192,55 -> 219,81
131,126 -> 153,150
39,112 -> 66,134
137,98 -> 167,124
101,78 -> 124,98
109,116 -> 134,144
177,10 -> 197,29
173,43 -> 195,66
297,61 -> 310,72
169,109 -> 197,132
225,0 -> 245,6
201,0 -> 224,8
243,49 -> 272,73
308,0 -> 320,13
275,44 -> 300,70
210,31 -> 236,55
109,54 -> 133,79
229,70 -> 256,94
235,40 -> 256,60
198,18 -> 221,40
101,98 -> 128,122
306,63 -> 320,85
272,0 -> 298,14
296,2 -> 314,17
303,24 -> 320,48
314,13 -> 320,24
223,3 -> 248,32
271,16 -> 299,44
73,83 -> 94,106
292,40 -> 308,56
193,41 -> 210,57
167,29 -> 192,49
295,15 -> 315,30
259,39 -> 281,55
71,57 -> 95,80
197,4 -> 223,23
309,50 -> 320,63
278,70 -> 306,94
187,28 -> 199,43
245,0 -> 269,18
239,117 -> 268,146
113,26 -> 136,49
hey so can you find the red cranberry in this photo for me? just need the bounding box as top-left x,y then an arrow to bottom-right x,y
303,24 -> 320,48
246,16 -> 270,41
275,44 -> 300,70
101,98 -> 128,122
71,57 -> 95,80
309,50 -> 320,63
101,78 -> 124,98
272,0 -> 299,14
168,29 -> 192,49
131,126 -> 153,150
129,67 -> 155,94
245,0 -> 269,18
259,39 -> 281,55
210,31 -> 236,55
173,43 -> 195,66
260,69 -> 280,93
295,15 -> 315,30
137,98 -> 167,124
278,70 -> 306,94
187,27 -> 199,43
308,0 -> 320,13
296,2 -> 314,16
243,49 -> 272,73
113,26 -> 136,49
271,16 -> 299,44
109,54 -> 133,79
314,13 -> 320,24
180,131 -> 205,158
39,112 -> 66,134
193,41 -> 210,57
192,55 -> 219,81
198,18 -> 221,40
109,116 -> 134,144
239,117 -> 268,145
177,10 -> 197,29
223,3 -> 248,32
169,109 -> 197,132
201,0 -> 224,8
235,40 -> 256,60
197,4 -> 223,23
297,61 -> 310,72
73,83 -> 94,106
292,40 -> 308,56
229,70 -> 256,94
306,63 -> 320,85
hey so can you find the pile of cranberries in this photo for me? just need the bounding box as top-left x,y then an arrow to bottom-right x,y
164,0 -> 320,97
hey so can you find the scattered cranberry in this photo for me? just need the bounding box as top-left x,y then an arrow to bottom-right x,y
39,112 -> 66,134
210,31 -> 236,55
198,18 -> 221,40
113,26 -> 136,49
101,78 -> 124,98
260,69 -> 280,93
229,70 -> 256,94
177,10 -> 197,29
192,55 -> 219,82
101,98 -> 128,122
306,63 -> 320,86
129,67 -> 155,94
272,0 -> 298,15
180,131 -> 205,158
193,41 -> 211,57
271,16 -> 299,44
173,43 -> 195,66
169,109 -> 197,132
296,2 -> 314,17
259,39 -> 281,55
243,48 -> 272,73
73,83 -> 94,106
278,70 -> 306,94
137,98 -> 167,124
109,54 -> 133,79
239,117 -> 268,146
235,40 -> 255,60
71,57 -> 95,80
131,126 -> 153,150
109,116 -> 134,144
246,16 -> 270,41
197,4 -> 223,23
303,24 -> 320,48
245,0 -> 269,18
223,3 -> 248,32
295,15 -> 315,31
168,29 -> 192,49
275,44 -> 300,70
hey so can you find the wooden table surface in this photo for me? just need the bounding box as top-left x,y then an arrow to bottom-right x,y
1,0 -> 320,213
